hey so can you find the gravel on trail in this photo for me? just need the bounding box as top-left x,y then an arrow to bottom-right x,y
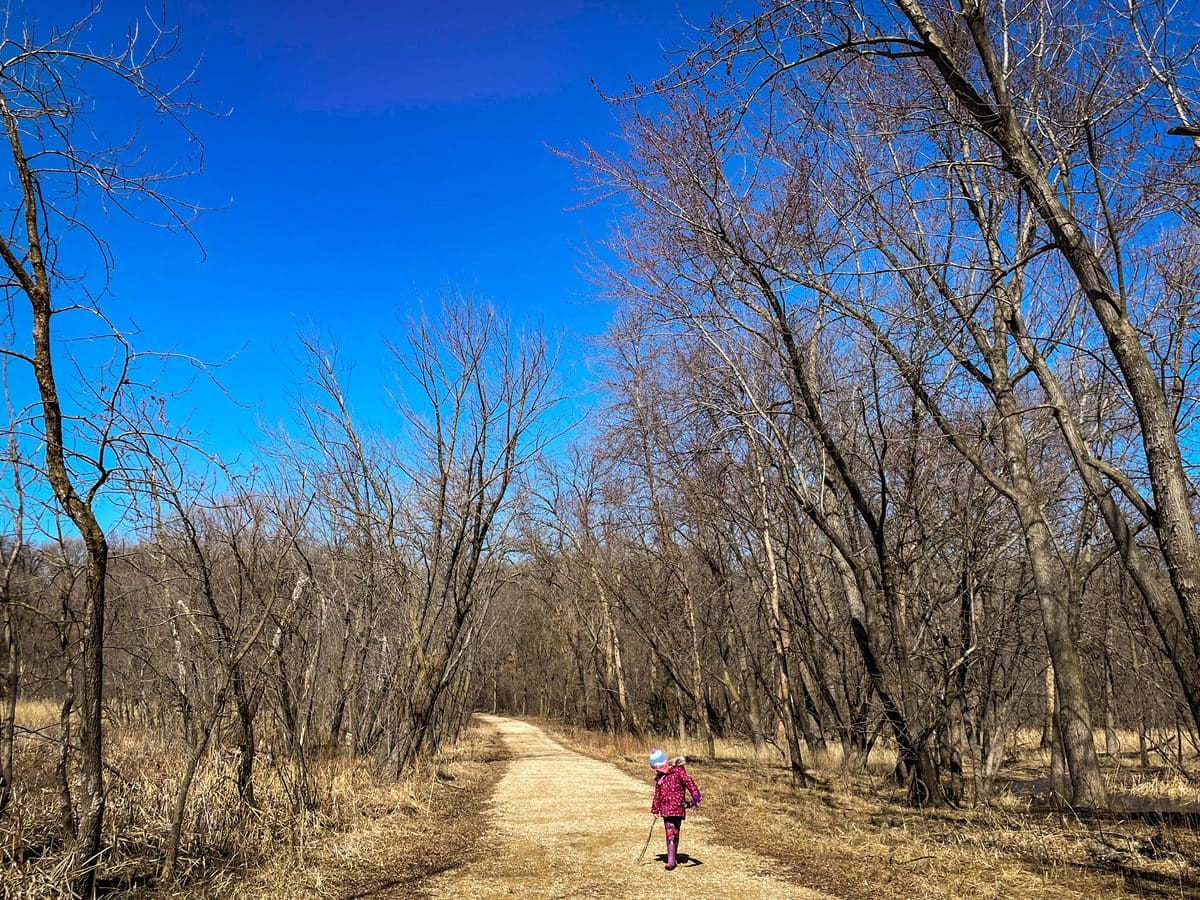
422,715 -> 833,899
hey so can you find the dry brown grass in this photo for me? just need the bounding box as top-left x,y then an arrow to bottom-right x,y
202,722 -> 509,899
540,720 -> 1200,899
11,701 -> 59,732
3,725 -> 363,896
0,707 -> 508,899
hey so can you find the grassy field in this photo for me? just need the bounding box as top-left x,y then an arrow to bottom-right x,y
541,721 -> 1200,899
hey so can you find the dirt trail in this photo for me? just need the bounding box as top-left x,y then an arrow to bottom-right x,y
423,715 -> 833,899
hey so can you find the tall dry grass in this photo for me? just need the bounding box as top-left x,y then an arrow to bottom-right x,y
0,701 -> 444,897
177,722 -> 508,899
11,700 -> 58,732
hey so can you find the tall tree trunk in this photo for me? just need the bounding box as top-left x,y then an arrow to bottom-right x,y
758,464 -> 807,783
1002,418 -> 1106,807
679,580 -> 715,757
232,672 -> 256,806
57,687 -> 75,839
1104,616 -> 1119,757
591,564 -> 636,732
832,545 -> 938,804
1041,661 -> 1055,751
1048,703 -> 1069,804
162,684 -> 228,882
0,600 -> 16,817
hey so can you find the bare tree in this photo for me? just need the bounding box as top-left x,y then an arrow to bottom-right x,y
275,298 -> 558,776
0,5 -> 207,886
389,297 -> 559,768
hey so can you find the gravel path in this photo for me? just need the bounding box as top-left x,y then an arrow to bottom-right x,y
423,715 -> 833,899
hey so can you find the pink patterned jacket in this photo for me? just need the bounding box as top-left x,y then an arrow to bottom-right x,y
651,763 -> 701,818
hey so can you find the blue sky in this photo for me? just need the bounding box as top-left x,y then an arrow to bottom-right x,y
46,0 -> 714,463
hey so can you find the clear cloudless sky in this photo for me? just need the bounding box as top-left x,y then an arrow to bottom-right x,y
47,0 -> 716,463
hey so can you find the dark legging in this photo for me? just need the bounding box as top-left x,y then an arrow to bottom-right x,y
663,816 -> 682,843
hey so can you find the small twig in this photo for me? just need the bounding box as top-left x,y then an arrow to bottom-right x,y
894,854 -> 936,866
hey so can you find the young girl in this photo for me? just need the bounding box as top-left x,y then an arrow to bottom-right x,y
648,748 -> 701,871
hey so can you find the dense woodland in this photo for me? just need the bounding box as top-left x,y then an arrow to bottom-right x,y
5,0 -> 1200,894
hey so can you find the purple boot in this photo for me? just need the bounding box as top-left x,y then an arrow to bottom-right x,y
665,836 -> 678,871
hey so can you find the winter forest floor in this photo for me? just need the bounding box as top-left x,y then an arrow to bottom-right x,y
233,716 -> 1200,898
8,712 -> 1200,896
